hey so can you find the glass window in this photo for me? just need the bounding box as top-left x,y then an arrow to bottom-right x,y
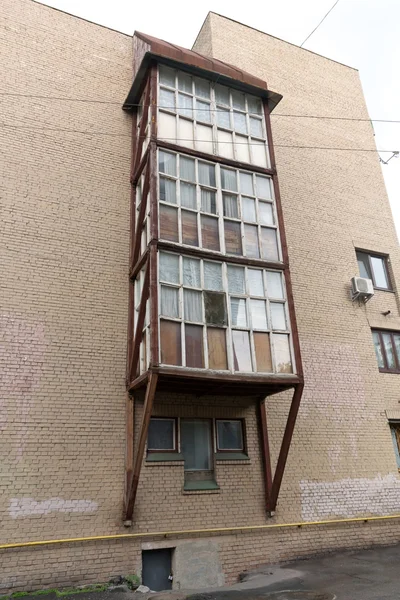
159,88 -> 175,111
159,177 -> 176,204
204,291 -> 227,325
198,162 -> 216,187
372,331 -> 385,369
221,168 -> 237,191
184,289 -> 202,322
216,420 -> 244,451
180,156 -> 195,181
148,418 -> 175,451
161,286 -> 179,318
231,297 -> 247,327
356,251 -> 390,290
181,420 -> 212,470
228,265 -> 245,294
390,424 -> 400,469
160,252 -> 179,284
159,65 -> 175,88
159,151 -> 176,176
232,330 -> 252,371
183,257 -> 200,287
204,262 -> 223,291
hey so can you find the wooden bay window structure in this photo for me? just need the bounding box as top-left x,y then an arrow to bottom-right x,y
122,32 -> 304,522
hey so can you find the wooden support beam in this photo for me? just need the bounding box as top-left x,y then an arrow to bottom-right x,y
258,397 -> 273,513
124,372 -> 158,522
124,393 -> 134,509
131,163 -> 150,270
133,81 -> 151,175
129,259 -> 150,382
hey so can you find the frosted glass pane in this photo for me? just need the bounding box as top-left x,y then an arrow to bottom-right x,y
217,107 -> 231,129
223,194 -> 239,218
240,172 -> 253,195
159,151 -> 176,176
250,117 -> 263,137
259,202 -> 274,225
159,88 -> 175,111
232,90 -> 245,110
196,124 -> 213,154
227,265 -> 245,293
178,72 -> 192,93
196,100 -> 211,123
178,93 -> 193,119
274,334 -> 292,373
159,65 -> 175,88
382,333 -> 396,368
271,303 -> 286,330
195,78 -> 210,99
266,271 -> 284,298
215,85 -> 230,105
183,257 -> 201,288
242,197 -> 256,222
217,129 -> 234,159
184,289 -> 202,322
232,330 -> 252,371
158,112 -> 176,144
180,156 -> 195,181
221,168 -> 237,191
180,182 -> 196,209
248,96 -> 262,115
234,111 -> 247,134
252,139 -> 267,167
204,262 -> 223,291
161,286 -> 179,318
198,162 -> 216,187
248,269 -> 264,296
178,118 -> 194,148
256,176 -> 272,198
231,298 -> 247,327
235,135 -> 251,164
250,299 -> 268,329
245,224 -> 260,258
159,177 -> 176,204
159,252 -> 179,284
201,189 -> 216,214
261,228 -> 279,261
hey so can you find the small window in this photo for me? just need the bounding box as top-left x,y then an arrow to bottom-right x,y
356,251 -> 391,290
216,419 -> 244,451
372,330 -> 400,373
390,423 -> 400,469
148,418 -> 176,451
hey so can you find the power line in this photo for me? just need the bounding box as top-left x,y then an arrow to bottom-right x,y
300,0 -> 340,47
1,123 -> 396,153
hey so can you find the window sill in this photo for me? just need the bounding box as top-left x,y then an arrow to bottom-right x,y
183,480 -> 220,492
146,452 -> 184,463
216,452 -> 249,461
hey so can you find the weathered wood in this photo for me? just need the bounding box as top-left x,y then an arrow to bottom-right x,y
258,398 -> 273,513
130,259 -> 150,381
124,394 -> 134,510
131,163 -> 150,270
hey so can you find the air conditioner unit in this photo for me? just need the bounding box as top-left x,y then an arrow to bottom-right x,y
351,276 -> 374,302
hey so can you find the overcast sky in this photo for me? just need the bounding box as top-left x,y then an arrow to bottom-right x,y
39,0 -> 400,239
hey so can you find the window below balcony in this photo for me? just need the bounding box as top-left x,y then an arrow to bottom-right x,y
372,330 -> 400,373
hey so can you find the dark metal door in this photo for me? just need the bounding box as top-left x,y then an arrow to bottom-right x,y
142,549 -> 172,591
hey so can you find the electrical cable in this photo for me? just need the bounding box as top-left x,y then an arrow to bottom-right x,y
300,0 -> 340,47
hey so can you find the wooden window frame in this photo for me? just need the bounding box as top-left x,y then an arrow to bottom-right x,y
372,329 -> 400,373
356,250 -> 392,291
147,417 -> 178,453
215,418 -> 246,453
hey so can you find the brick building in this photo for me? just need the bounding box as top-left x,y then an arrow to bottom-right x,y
2,0 -> 400,593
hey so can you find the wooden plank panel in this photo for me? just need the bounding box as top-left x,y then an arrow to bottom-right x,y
207,328 -> 228,370
254,332 -> 273,373
182,210 -> 199,246
185,324 -> 204,368
160,320 -> 182,365
160,205 -> 179,242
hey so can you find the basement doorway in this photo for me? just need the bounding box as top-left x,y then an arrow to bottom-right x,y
142,548 -> 173,591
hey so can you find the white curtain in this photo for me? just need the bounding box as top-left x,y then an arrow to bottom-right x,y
161,286 -> 179,318
184,289 -> 202,322
201,189 -> 216,214
180,156 -> 195,181
230,298 -> 247,327
221,167 -> 237,192
183,257 -> 200,287
180,182 -> 196,209
223,194 -> 238,218
159,252 -> 179,284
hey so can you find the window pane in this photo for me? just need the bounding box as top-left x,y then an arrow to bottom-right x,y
201,189 -> 216,213
207,328 -> 228,369
245,224 -> 260,258
182,210 -> 199,246
259,202 -> 274,225
240,172 -> 253,195
160,320 -> 182,365
159,252 -> 179,284
215,85 -> 230,105
225,220 -> 242,255
248,96 -> 262,115
217,107 -> 231,129
391,426 -> 400,468
180,156 -> 195,181
178,93 -> 193,119
159,177 -> 176,204
266,271 -> 284,298
371,256 -> 389,289
159,151 -> 176,176
160,205 -> 179,241
274,334 -> 292,373
148,419 -> 175,450
159,65 -> 175,87
232,330 -> 252,371
201,216 -> 220,251
372,331 -> 384,368
221,168 -> 237,191
254,332 -> 272,372
183,257 -> 201,288
250,299 -> 268,329
185,324 -> 204,368
217,421 -> 243,450
232,90 -> 246,110
198,162 -> 216,187
261,228 -> 279,260
382,333 -> 396,369
256,175 -> 272,199
242,197 -> 256,222
196,100 -> 211,123
204,291 -> 227,325
223,194 -> 239,218
180,182 -> 196,209
231,298 -> 247,327
181,420 -> 212,470
250,117 -> 263,137
228,265 -> 245,294
195,78 -> 210,99
356,252 -> 371,279
248,269 -> 264,296
271,303 -> 286,330
159,88 -> 175,111
204,262 -> 223,291
234,111 -> 247,134
161,286 -> 179,318
394,334 -> 400,365
178,72 -> 192,93
184,289 -> 202,322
